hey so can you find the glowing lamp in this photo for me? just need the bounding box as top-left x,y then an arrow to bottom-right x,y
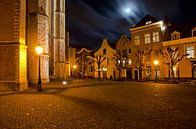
35,46 -> 43,55
154,60 -> 159,66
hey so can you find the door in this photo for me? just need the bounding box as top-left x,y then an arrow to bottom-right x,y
126,69 -> 132,80
134,70 -> 139,80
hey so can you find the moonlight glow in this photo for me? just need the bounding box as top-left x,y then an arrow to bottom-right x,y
125,8 -> 131,13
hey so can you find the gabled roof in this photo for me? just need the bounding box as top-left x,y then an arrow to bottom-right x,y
116,35 -> 131,47
95,38 -> 116,54
133,14 -> 160,28
163,19 -> 196,41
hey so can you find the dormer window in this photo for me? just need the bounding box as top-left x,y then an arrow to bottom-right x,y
146,21 -> 152,25
171,31 -> 180,40
192,27 -> 196,37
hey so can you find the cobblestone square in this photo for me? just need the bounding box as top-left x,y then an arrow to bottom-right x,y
0,80 -> 196,129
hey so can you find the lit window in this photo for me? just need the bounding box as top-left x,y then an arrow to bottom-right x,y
185,46 -> 194,58
128,59 -> 132,65
153,32 -> 159,42
144,34 -> 151,44
146,21 -> 152,25
134,36 -> 140,45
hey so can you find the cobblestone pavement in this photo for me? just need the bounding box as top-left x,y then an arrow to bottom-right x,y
0,80 -> 196,129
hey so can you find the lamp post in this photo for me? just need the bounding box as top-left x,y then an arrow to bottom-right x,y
35,46 -> 43,91
73,64 -> 77,79
154,60 -> 159,82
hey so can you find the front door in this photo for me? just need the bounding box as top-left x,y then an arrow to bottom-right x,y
134,70 -> 139,80
126,69 -> 132,80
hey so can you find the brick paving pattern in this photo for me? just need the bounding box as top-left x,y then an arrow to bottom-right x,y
0,80 -> 196,129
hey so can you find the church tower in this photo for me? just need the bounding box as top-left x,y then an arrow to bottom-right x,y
50,0 -> 68,79
0,0 -> 27,90
27,0 -> 50,84
0,0 -> 70,90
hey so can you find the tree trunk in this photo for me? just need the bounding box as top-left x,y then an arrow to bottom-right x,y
171,66 -> 175,81
139,66 -> 142,80
118,69 -> 121,80
98,66 -> 101,81
168,66 -> 170,79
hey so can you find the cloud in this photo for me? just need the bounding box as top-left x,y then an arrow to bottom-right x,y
68,0 -> 192,48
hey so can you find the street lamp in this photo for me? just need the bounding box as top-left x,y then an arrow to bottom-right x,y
35,46 -> 43,91
154,60 -> 159,82
73,64 -> 77,79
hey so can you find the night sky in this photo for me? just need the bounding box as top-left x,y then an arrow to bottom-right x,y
67,0 -> 196,49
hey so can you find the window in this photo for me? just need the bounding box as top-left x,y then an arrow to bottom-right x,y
128,59 -> 132,65
121,41 -> 126,46
123,49 -> 127,58
185,46 -> 194,58
193,31 -> 196,37
103,49 -> 106,55
89,65 -> 93,72
144,33 -> 151,44
192,27 -> 196,37
134,36 -> 140,45
146,21 -> 152,25
153,32 -> 159,42
117,50 -> 121,56
171,31 -> 180,40
128,48 -> 131,54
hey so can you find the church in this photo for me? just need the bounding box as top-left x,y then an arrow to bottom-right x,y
0,0 -> 70,90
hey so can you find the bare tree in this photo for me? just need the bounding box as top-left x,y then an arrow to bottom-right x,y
113,53 -> 128,80
160,47 -> 188,81
94,55 -> 106,80
134,48 -> 152,80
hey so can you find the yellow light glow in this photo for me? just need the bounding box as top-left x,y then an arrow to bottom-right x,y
154,60 -> 159,65
35,46 -> 43,55
102,67 -> 107,71
73,65 -> 77,69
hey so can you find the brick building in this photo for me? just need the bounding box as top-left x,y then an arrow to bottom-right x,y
94,38 -> 116,80
0,0 -> 69,90
129,15 -> 165,80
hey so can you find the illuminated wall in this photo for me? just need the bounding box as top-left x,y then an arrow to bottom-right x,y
0,0 -> 27,90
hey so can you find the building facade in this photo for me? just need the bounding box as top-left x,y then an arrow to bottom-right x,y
0,0 -> 27,90
74,48 -> 94,79
130,15 -> 165,80
0,0 -> 69,90
161,22 -> 196,80
94,38 -> 116,79
116,35 -> 133,79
